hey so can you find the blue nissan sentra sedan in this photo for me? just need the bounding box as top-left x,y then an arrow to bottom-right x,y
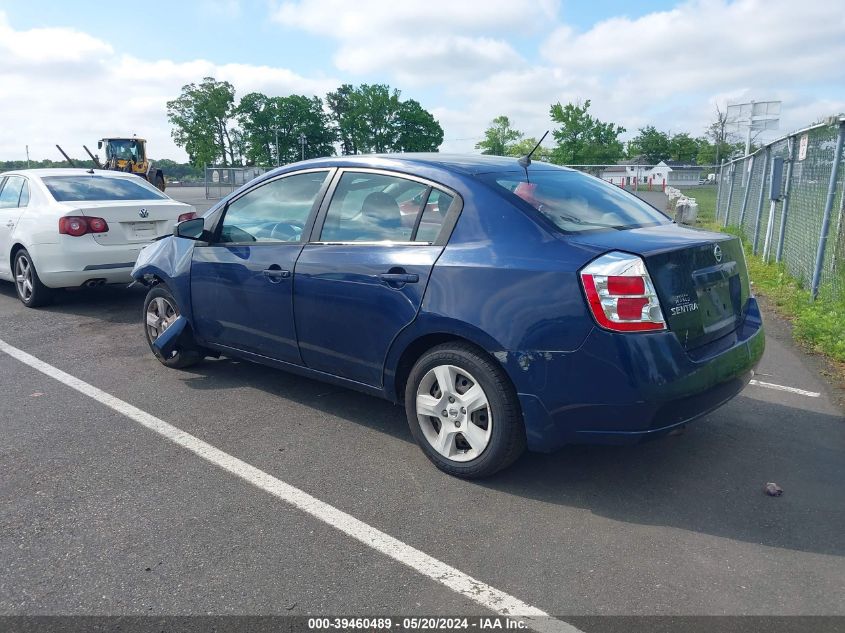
133,154 -> 764,478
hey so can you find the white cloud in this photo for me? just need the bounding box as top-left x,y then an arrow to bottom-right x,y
273,0 -> 559,38
2,1 -> 844,161
438,0 -> 845,152
273,0 -> 555,81
0,12 -> 338,161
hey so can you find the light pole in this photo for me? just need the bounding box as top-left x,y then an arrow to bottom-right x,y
299,133 -> 307,161
275,129 -> 280,167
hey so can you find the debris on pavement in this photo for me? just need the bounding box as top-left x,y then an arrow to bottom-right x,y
765,482 -> 784,496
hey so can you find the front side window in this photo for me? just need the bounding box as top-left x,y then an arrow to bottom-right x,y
0,176 -> 25,209
43,175 -> 167,202
480,170 -> 670,233
218,170 -> 330,244
320,172 -> 446,242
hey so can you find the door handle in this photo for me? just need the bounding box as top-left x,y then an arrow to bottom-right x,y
263,266 -> 290,283
378,272 -> 419,284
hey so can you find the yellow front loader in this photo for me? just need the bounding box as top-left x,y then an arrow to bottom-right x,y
57,136 -> 166,191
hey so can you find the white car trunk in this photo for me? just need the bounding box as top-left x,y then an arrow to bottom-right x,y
68,200 -> 192,246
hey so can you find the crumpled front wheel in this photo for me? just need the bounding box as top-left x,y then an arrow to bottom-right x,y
143,284 -> 202,369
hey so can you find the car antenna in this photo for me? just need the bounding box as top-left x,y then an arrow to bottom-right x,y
517,130 -> 549,181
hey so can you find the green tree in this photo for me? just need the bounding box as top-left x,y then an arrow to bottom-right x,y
326,83 -> 442,154
627,126 -> 671,164
548,100 -> 625,165
349,84 -> 403,153
668,132 -> 700,163
235,92 -> 276,166
506,137 -> 552,162
237,93 -> 335,166
475,116 -> 523,156
153,159 -> 204,182
696,137 -> 741,165
326,84 -> 359,155
167,77 -> 237,166
395,99 -> 443,151
703,104 -> 742,165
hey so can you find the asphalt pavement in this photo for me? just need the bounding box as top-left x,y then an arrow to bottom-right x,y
0,186 -> 843,625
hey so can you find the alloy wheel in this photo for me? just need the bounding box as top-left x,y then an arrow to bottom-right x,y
145,296 -> 178,342
415,364 -> 492,462
15,253 -> 33,303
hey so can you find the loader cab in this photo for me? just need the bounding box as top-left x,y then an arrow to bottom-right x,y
99,138 -> 147,168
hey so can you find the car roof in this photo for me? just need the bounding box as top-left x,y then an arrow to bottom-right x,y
285,153 -> 572,176
0,168 -> 143,179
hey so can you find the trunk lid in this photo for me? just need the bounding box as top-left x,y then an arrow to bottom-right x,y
65,200 -> 193,246
573,224 -> 751,350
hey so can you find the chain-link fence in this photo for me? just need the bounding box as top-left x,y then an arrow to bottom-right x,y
204,166 -> 268,199
715,116 -> 845,300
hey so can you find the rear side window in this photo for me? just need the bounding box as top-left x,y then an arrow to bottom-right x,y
43,175 -> 167,202
18,181 -> 29,206
480,170 -> 670,233
320,172 -> 450,243
0,176 -> 25,209
414,189 -> 452,243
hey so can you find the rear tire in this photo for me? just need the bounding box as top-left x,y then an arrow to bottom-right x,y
404,343 -> 526,478
143,285 -> 202,369
14,249 -> 54,308
154,173 -> 166,191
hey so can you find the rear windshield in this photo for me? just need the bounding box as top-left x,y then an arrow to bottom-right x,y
479,170 -> 670,233
43,175 -> 167,202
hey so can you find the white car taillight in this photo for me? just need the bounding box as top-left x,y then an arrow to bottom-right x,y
580,251 -> 666,332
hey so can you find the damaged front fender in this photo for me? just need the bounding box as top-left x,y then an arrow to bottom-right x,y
132,235 -> 197,323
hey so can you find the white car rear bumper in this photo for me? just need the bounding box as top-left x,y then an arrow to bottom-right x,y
27,238 -> 151,288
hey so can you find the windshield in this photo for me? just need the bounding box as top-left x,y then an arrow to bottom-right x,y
104,139 -> 143,161
480,169 -> 670,233
43,175 -> 168,202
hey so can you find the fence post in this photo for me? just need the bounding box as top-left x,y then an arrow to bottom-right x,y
810,121 -> 845,300
723,162 -> 736,227
715,160 -> 724,215
775,137 -> 795,263
751,148 -> 770,255
737,155 -> 754,228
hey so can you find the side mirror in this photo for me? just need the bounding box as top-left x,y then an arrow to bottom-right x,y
97,141 -> 102,149
174,217 -> 208,240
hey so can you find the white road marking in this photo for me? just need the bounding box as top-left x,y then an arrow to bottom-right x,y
0,338 -> 579,633
749,379 -> 820,398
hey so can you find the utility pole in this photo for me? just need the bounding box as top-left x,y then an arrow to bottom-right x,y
25,145 -> 31,168
299,133 -> 307,161
275,129 -> 280,167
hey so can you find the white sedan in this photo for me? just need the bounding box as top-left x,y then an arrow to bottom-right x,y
0,169 -> 196,307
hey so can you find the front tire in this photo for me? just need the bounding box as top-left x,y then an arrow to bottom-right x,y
143,285 -> 201,369
14,249 -> 54,308
405,343 -> 526,478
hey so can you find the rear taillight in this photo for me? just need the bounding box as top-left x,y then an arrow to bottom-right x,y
59,216 -> 109,236
177,211 -> 197,222
580,251 -> 666,332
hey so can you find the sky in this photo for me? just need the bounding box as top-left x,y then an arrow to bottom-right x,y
0,0 -> 843,162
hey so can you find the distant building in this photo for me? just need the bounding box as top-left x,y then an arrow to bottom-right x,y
664,160 -> 703,187
600,159 -> 702,188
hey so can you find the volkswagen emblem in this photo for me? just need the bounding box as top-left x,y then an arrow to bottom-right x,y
713,243 -> 723,263
138,208 -> 149,219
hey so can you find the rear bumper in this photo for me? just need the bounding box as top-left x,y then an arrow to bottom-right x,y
510,298 -> 765,452
27,239 -> 147,288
